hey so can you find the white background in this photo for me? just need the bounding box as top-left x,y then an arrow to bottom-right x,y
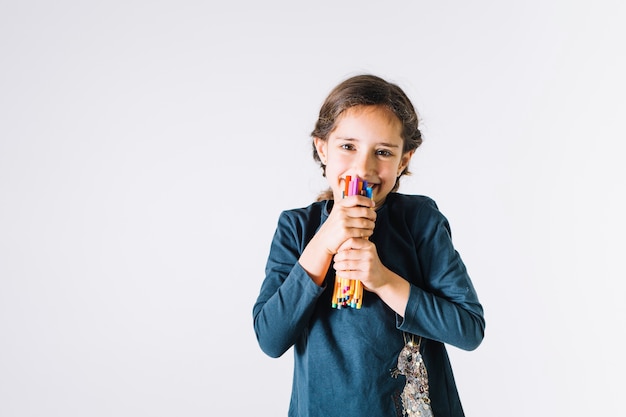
1,1 -> 625,416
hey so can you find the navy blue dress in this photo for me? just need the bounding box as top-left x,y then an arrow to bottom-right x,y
253,193 -> 485,417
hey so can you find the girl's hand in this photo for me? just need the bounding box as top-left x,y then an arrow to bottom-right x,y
316,195 -> 376,255
298,195 -> 375,287
332,238 -> 388,291
333,238 -> 411,316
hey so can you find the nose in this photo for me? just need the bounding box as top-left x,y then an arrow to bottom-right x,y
354,151 -> 376,179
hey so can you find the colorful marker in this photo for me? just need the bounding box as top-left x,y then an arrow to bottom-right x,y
332,176 -> 373,310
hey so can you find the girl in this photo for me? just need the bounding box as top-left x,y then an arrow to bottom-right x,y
253,74 -> 485,417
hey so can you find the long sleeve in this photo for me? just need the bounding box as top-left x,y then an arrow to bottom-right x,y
253,210 -> 326,358
394,197 -> 485,351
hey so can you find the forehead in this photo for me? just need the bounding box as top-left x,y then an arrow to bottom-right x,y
332,105 -> 403,141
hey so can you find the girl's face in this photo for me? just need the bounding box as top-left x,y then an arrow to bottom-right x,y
314,105 -> 414,208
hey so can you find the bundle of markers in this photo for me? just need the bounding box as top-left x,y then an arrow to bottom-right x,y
331,176 -> 373,310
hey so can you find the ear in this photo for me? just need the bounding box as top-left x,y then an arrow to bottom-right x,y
398,149 -> 415,176
313,137 -> 328,164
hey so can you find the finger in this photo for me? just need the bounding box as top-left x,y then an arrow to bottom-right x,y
344,220 -> 375,235
333,258 -> 363,272
346,210 -> 376,225
336,237 -> 371,253
339,195 -> 376,210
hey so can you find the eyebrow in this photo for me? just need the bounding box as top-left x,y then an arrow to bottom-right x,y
335,137 -> 401,148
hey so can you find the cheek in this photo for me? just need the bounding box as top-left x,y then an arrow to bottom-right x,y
382,162 -> 401,178
327,154 -> 351,171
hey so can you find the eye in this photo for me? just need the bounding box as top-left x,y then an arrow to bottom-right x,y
340,143 -> 356,151
376,149 -> 393,157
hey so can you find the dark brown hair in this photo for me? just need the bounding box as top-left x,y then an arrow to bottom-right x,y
311,74 -> 423,201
